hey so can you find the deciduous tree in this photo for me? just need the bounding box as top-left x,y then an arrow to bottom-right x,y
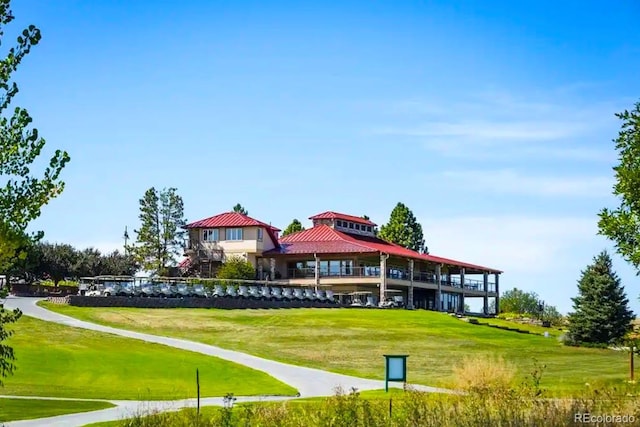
38,242 -> 77,286
379,202 -> 427,253
498,288 -> 541,315
598,101 -> 640,275
282,219 -> 305,237
0,0 -> 69,386
567,251 -> 635,346
131,187 -> 186,274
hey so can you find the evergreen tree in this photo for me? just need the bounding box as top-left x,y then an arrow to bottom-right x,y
132,187 -> 186,274
378,202 -> 427,253
567,251 -> 635,346
232,203 -> 248,215
282,219 -> 305,236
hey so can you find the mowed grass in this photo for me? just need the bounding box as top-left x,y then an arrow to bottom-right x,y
2,315 -> 296,400
467,316 -> 565,336
0,398 -> 114,422
41,304 -> 634,396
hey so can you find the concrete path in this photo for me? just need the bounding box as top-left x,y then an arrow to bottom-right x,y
1,297 -> 450,426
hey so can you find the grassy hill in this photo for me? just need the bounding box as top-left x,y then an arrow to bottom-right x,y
40,304 -> 635,396
2,315 -> 296,400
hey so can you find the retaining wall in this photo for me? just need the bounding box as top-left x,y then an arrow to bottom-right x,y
66,295 -> 344,309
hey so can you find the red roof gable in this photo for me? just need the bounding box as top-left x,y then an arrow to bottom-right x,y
185,212 -> 280,249
267,224 -> 501,273
186,212 -> 281,231
309,211 -> 377,226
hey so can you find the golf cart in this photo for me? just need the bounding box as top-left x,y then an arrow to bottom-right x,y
379,290 -> 404,308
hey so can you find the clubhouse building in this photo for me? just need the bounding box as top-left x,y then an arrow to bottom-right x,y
180,211 -> 501,314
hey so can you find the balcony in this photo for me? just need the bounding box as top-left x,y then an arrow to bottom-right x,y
287,266 -> 381,279
284,266 -> 497,293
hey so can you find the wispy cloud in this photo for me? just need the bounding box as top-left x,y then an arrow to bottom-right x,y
371,88 -> 621,161
438,169 -> 614,197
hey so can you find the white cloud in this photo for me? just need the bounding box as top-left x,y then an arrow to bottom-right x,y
421,215 -> 597,274
371,89 -> 621,161
439,169 -> 614,197
70,241 -> 124,254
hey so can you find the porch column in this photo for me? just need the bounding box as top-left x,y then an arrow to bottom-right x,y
379,253 -> 388,305
483,271 -> 489,314
314,255 -> 320,288
257,258 -> 264,280
435,264 -> 442,311
269,258 -> 276,280
494,273 -> 500,314
408,259 -> 415,310
460,267 -> 465,290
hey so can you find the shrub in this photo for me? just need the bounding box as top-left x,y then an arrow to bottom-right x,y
452,354 -> 517,393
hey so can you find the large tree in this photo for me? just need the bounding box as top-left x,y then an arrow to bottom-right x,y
378,202 -> 427,253
37,242 -> 77,286
567,251 -> 635,346
282,219 -> 305,237
0,0 -> 69,386
498,288 -> 541,315
131,187 -> 186,274
598,101 -> 640,273
232,203 -> 248,215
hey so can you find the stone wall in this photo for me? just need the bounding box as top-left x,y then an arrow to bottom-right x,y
12,284 -> 78,297
68,296 -> 344,309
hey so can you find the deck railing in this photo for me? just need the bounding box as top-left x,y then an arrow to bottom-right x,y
285,267 -> 496,292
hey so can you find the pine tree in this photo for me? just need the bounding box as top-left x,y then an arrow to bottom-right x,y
233,203 -> 248,215
132,187 -> 186,274
567,251 -> 635,346
282,219 -> 305,236
378,202 -> 427,253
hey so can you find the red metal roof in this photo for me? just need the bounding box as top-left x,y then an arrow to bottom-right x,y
266,224 -> 501,273
309,211 -> 377,226
185,211 -> 280,249
186,212 -> 281,231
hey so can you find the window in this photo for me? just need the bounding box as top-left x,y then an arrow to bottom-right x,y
355,224 -> 360,230
367,226 -> 372,233
202,229 -> 219,241
336,220 -> 342,227
226,228 -> 243,241
257,228 -> 263,241
348,222 -> 354,229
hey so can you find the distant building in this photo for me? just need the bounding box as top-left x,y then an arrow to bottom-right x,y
180,211 -> 501,313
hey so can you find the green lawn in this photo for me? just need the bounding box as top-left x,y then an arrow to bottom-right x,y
2,315 -> 296,400
0,398 -> 114,423
466,316 -> 565,336
40,304 -> 636,396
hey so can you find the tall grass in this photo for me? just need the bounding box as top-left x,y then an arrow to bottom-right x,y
110,362 -> 640,427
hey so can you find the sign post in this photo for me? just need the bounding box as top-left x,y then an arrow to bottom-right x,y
384,354 -> 408,392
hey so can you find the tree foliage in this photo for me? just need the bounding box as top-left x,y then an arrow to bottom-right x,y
232,204 -> 248,215
498,288 -> 541,315
131,187 -> 186,274
38,242 -> 77,286
0,0 -> 69,387
567,251 -> 635,346
282,219 -> 305,237
378,202 -> 427,253
598,101 -> 640,273
216,256 -> 255,280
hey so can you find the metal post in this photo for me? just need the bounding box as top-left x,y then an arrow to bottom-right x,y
631,346 -> 635,382
196,368 -> 200,415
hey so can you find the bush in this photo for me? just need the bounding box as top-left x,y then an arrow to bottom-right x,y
38,279 -> 78,287
216,256 -> 255,280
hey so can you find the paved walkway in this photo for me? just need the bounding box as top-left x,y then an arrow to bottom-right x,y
1,297 -> 450,426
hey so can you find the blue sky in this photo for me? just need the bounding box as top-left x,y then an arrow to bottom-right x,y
9,0 -> 640,313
